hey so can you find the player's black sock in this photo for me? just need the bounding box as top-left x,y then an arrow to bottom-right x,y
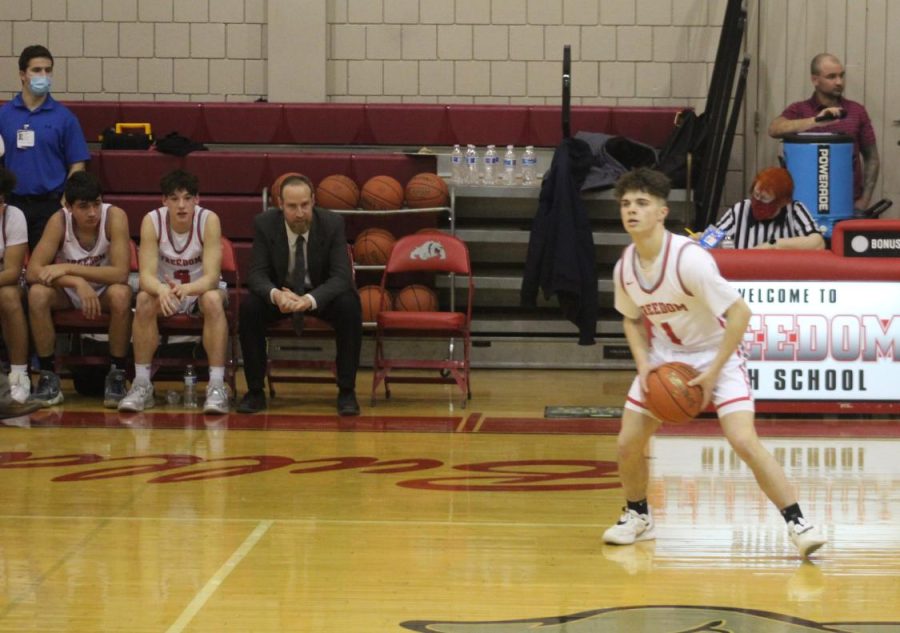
110,356 -> 127,371
38,355 -> 56,372
627,499 -> 649,516
780,503 -> 804,524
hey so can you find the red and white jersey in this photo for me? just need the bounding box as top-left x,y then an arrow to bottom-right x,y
614,232 -> 741,351
149,205 -> 210,284
0,204 -> 27,269
57,202 -> 112,293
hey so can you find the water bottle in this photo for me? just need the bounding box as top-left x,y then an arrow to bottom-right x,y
450,144 -> 465,184
521,145 -> 537,185
482,144 -> 499,185
501,145 -> 517,185
464,144 -> 479,184
183,364 -> 198,408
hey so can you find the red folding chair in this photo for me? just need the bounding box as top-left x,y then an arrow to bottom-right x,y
371,233 -> 473,406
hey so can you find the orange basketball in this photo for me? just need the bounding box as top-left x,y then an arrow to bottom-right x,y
394,284 -> 438,311
315,174 -> 359,210
405,172 -> 449,209
352,228 -> 396,265
645,362 -> 703,424
270,171 -> 306,208
360,175 -> 404,210
358,285 -> 392,322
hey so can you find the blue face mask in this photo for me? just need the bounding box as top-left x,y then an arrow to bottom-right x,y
29,75 -> 52,96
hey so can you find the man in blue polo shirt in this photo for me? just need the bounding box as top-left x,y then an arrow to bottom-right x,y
0,45 -> 90,248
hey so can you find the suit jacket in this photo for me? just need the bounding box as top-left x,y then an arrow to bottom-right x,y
246,206 -> 353,311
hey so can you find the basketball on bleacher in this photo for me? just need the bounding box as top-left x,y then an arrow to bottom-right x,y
405,172 -> 449,209
360,175 -> 404,210
394,284 -> 439,311
316,174 -> 359,210
645,362 -> 703,424
270,171 -> 306,208
358,285 -> 392,322
352,228 -> 396,265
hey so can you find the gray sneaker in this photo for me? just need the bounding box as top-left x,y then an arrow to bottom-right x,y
203,383 -> 230,415
118,378 -> 155,412
103,368 -> 127,409
28,370 -> 64,406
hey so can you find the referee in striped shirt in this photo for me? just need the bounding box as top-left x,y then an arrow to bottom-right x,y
715,167 -> 825,250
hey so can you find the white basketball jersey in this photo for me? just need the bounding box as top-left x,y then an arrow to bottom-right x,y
614,232 -> 741,351
150,205 -> 209,284
58,202 -> 112,293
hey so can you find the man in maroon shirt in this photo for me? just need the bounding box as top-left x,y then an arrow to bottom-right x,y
768,53 -> 879,211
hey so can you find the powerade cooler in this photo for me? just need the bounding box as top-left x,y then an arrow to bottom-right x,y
782,133 -> 853,238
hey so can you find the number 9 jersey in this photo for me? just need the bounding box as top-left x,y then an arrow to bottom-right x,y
149,205 -> 211,285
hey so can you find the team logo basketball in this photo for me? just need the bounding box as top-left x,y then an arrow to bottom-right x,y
410,240 -> 446,261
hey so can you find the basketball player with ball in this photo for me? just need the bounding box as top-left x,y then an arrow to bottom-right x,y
603,168 -> 826,558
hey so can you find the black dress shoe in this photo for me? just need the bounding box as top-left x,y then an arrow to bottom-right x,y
236,390 -> 267,414
337,390 -> 360,416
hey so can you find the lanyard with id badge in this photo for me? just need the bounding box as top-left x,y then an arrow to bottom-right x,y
17,124 -> 35,149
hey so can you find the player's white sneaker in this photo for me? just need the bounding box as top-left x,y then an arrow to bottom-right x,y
602,508 -> 656,545
9,371 -> 31,404
203,383 -> 230,415
118,378 -> 155,412
788,518 -> 827,558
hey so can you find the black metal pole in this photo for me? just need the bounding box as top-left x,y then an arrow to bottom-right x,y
562,45 -> 571,139
708,56 -> 751,220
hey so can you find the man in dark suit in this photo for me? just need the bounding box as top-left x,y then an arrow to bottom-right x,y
237,174 -> 362,415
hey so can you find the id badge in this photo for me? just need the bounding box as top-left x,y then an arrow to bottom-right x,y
17,128 -> 35,149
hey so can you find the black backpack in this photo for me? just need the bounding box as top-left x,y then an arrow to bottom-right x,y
656,109 -> 708,188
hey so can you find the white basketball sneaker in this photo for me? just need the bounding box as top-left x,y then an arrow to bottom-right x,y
603,508 -> 656,545
788,518 -> 827,558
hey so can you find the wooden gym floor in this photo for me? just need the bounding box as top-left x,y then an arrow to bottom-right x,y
1,369 -> 898,632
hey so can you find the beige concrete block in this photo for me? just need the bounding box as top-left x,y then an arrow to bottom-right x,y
637,0 -> 671,25
599,61 -> 635,97
419,60 -> 454,95
13,22 -> 49,54
81,92 -> 119,101
420,0 -> 453,24
244,58 -> 265,96
138,0 -> 172,22
581,25 -> 616,60
367,24 -> 402,59
156,23 -> 190,58
331,96 -> 364,103
671,62 -> 708,98
33,0 -> 66,21
67,58 -> 102,92
326,59 -> 348,95
454,61 -> 489,95
174,0 -> 208,23
226,24 -> 263,59
190,23 -> 226,58
473,96 -> 509,105
673,0 -> 707,25
402,95 -> 438,104
332,24 -> 366,59
652,26 -> 690,62
103,57 -> 138,92
600,0 -> 634,25
138,57 -> 173,93
527,0 -> 561,24
245,0 -> 265,23
190,93 -> 223,102
68,0 -> 101,21
46,58 -> 67,92
571,60 -> 599,96
103,0 -> 137,21
348,0 -> 382,23
210,0 -> 244,23
327,0 -> 348,23
545,25 -> 580,60
174,58 -> 209,94
84,22 -> 118,57
402,25 -> 437,60
119,23 -> 154,58
210,58 -> 245,94
49,21 -> 83,57
348,60 -> 383,94
635,61 -> 670,97
687,26 -> 718,62
492,0 -> 526,24
616,26 -> 652,61
491,60 -> 525,96
509,25 -> 545,61
526,61 -> 558,97
383,60 -> 418,95
474,25 -> 508,61
385,0 -> 417,23
0,0 -> 31,20
438,25 -> 472,60
564,0 -> 598,25
0,24 -> 12,58
708,0 -> 726,26
456,0 -> 490,24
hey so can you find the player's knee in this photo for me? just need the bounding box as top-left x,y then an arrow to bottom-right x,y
27,284 -> 53,311
107,284 -> 133,314
0,286 -> 22,311
726,433 -> 758,461
199,290 -> 224,316
134,291 -> 158,317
